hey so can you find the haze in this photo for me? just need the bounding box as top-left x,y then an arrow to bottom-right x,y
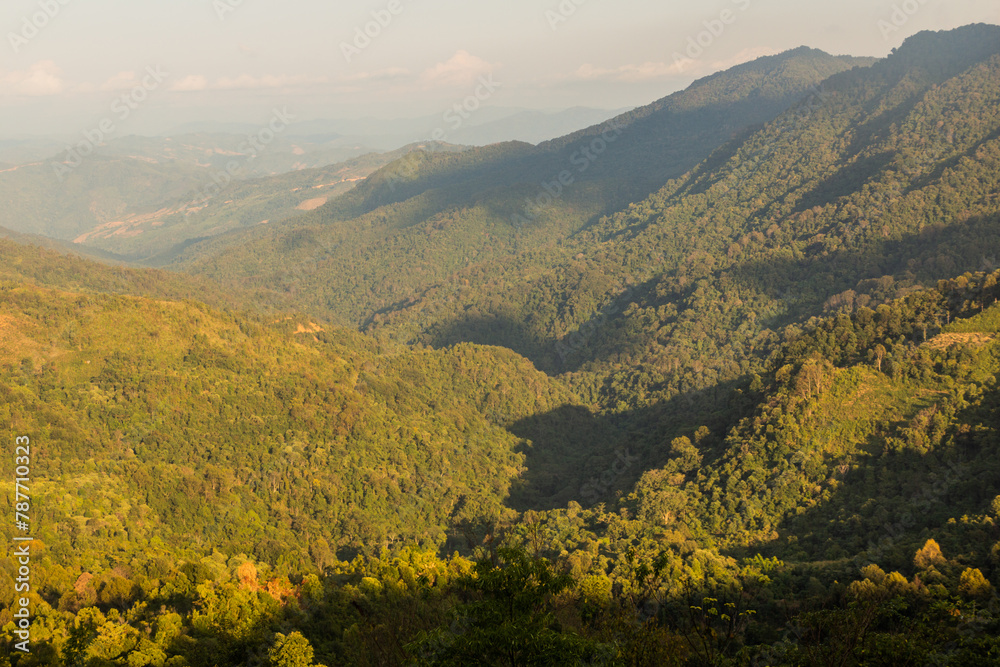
1,0 -> 997,137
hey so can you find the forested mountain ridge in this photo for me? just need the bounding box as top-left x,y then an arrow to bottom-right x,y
160,47 -> 868,327
0,237 -> 245,311
363,24 -> 1000,410
632,271 -> 1000,553
536,47 -> 871,194
158,26 -> 1000,420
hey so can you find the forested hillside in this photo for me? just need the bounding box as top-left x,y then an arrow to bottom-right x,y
0,280 -> 595,560
0,239 -> 242,311
366,25 -> 1000,409
2,260 -> 999,665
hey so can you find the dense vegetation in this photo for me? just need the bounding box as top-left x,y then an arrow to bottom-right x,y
3,266 -> 1000,665
2,24 -> 1000,666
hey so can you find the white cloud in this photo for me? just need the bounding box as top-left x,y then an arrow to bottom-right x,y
214,73 -> 328,90
419,50 -> 497,87
344,68 -> 411,83
169,73 -> 328,92
573,47 -> 782,83
0,61 -> 65,96
574,61 -> 689,82
100,71 -> 138,92
170,75 -> 209,92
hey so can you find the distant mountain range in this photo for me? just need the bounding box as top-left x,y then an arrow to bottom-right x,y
160,106 -> 629,149
0,107 -> 624,260
0,106 -> 623,166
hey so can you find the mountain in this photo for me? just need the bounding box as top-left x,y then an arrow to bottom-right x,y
0,106 -> 626,260
161,25 -> 1000,416
153,21 -> 1000,533
166,106 -> 627,150
417,106 -> 631,147
0,235 -> 244,310
0,136 -> 76,164
437,25 -> 1000,395
0,279 -> 585,560
82,143 -> 467,261
209,24 -> 1000,413
2,24 -> 1000,667
0,224 -> 130,265
162,46 -> 870,331
64,132 -> 377,178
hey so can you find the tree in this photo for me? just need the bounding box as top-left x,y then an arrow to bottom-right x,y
269,632 -> 320,667
794,354 -> 834,398
914,539 -> 946,571
959,569 -> 993,600
873,344 -> 887,373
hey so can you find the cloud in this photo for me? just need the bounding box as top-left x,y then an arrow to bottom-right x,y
343,68 -> 411,83
0,60 -> 65,96
169,73 -> 327,92
170,75 -> 209,92
574,61 -> 688,82
574,47 -> 782,83
214,74 -> 328,90
100,71 -> 139,92
419,50 -> 497,87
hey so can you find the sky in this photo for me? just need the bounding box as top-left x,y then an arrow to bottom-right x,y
1,0 -> 998,137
